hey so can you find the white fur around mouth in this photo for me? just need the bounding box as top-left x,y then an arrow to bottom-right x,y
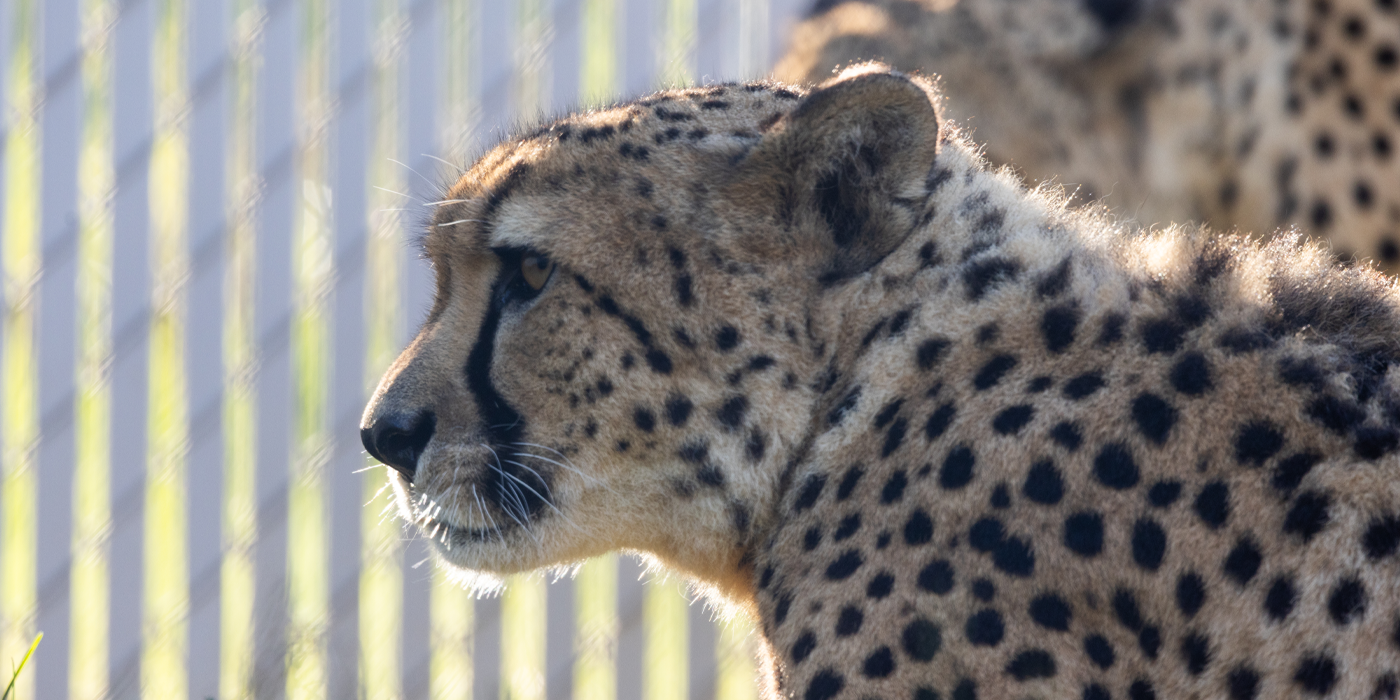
407,487 -> 520,546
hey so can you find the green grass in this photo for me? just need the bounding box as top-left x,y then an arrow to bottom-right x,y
1,633 -> 42,700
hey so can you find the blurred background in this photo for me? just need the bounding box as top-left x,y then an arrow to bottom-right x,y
0,0 -> 811,697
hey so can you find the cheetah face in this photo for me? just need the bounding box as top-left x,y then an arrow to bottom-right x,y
361,65 -> 944,587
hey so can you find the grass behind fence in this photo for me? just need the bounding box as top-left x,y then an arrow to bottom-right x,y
0,0 -> 768,697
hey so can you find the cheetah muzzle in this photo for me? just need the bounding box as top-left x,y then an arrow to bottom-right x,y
363,63 -> 1400,700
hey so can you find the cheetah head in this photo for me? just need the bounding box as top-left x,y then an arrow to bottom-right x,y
360,64 -> 942,599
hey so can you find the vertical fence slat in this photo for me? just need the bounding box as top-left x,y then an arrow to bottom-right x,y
35,0 -> 82,696
107,0 -> 154,693
616,557 -> 648,700
252,0 -> 297,694
400,0 -> 439,693
69,1 -> 117,697
185,0 -> 230,693
329,0 -> 371,695
329,0 -> 369,694
221,0 -> 263,697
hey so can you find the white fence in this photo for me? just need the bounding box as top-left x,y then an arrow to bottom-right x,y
0,0 -> 809,697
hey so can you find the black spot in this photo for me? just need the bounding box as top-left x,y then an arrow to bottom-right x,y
1283,490 -> 1331,542
965,609 -> 1004,646
1142,319 -> 1186,354
826,549 -> 863,580
1171,352 -> 1213,395
970,518 -> 1004,551
1036,257 -> 1074,298
1113,589 -> 1144,631
1095,443 -> 1140,489
1027,376 -> 1053,393
1084,685 -> 1111,700
951,679 -> 976,700
1023,461 -> 1063,505
1029,594 -> 1072,631
746,430 -> 766,462
1376,674 -> 1398,699
1223,537 -> 1262,586
645,349 -> 672,374
1279,357 -> 1324,388
716,395 -> 748,429
916,339 -> 951,370
862,647 -> 895,678
1051,422 -> 1083,451
1356,427 -> 1400,459
1228,666 -> 1260,700
1294,655 -> 1338,695
1194,481 -> 1230,529
1235,423 -> 1284,465
803,526 -> 822,551
1064,512 -> 1104,557
715,325 -> 740,351
1272,452 -> 1321,492
1084,635 -> 1115,669
1132,393 -> 1177,444
888,309 -> 912,337
1180,633 -> 1212,675
974,355 -> 1018,390
882,418 -> 908,458
860,320 -> 888,348
791,631 -> 817,664
1220,326 -> 1273,353
994,537 -> 1035,577
990,484 -> 1011,508
633,407 -> 656,432
697,465 -> 725,488
834,513 -> 861,541
964,257 -> 1022,300
1264,576 -> 1297,621
925,403 -> 956,441
1132,519 -> 1169,571
1328,578 -> 1366,624
903,619 -> 942,662
1064,372 -> 1106,399
971,579 -> 995,601
867,572 -> 894,599
1148,481 -> 1183,507
1042,304 -> 1080,353
835,605 -> 864,636
1309,396 -> 1365,435
881,471 -> 909,503
1364,515 -> 1400,559
940,447 -> 976,490
804,670 -> 844,700
904,510 -> 934,545
1005,650 -> 1056,681
1138,627 -> 1161,659
836,466 -> 864,500
993,405 -> 1034,435
1099,313 -> 1126,345
918,559 -> 954,594
828,387 -> 862,426
794,474 -> 826,511
1129,679 -> 1156,700
1176,572 -> 1206,617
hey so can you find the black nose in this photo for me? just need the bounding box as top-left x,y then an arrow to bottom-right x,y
362,410 -> 436,482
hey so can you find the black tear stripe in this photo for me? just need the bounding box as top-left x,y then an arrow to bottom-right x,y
464,251 -> 552,525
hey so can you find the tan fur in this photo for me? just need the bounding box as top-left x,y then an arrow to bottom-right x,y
775,0 -> 1400,274
364,65 -> 1400,699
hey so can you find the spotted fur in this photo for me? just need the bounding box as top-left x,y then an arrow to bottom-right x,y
777,0 -> 1400,273
363,64 -> 1400,700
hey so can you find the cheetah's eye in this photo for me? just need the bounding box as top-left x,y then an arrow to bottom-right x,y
521,253 -> 555,291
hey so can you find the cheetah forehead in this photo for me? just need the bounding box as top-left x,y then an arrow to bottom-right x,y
425,83 -> 808,257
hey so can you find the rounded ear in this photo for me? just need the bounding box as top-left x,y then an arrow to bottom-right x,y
727,63 -> 942,283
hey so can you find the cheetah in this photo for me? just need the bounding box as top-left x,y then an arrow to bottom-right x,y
776,0 -> 1400,273
362,64 -> 1400,699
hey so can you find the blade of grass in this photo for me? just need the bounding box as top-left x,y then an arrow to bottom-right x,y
1,632 -> 43,700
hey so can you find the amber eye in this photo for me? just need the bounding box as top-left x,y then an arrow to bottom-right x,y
520,253 -> 555,291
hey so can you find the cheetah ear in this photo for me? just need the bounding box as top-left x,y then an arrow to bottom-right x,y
729,63 -> 941,282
